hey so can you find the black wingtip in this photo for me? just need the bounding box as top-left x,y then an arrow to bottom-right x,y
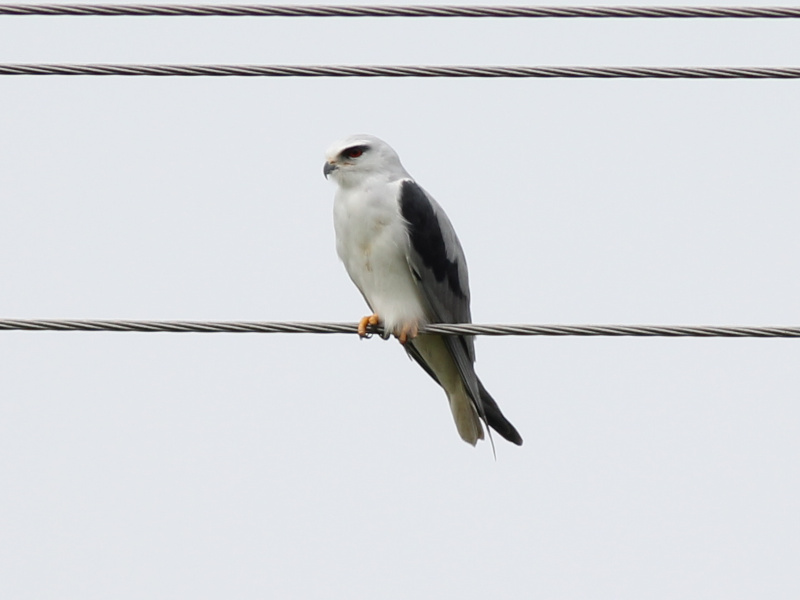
478,379 -> 523,446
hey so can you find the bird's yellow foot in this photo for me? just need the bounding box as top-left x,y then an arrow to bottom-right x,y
358,314 -> 380,338
396,322 -> 419,345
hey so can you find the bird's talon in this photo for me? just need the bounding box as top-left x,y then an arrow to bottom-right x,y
358,314 -> 380,338
396,323 -> 419,345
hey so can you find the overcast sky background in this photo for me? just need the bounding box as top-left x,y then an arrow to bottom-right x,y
1,1 -> 799,598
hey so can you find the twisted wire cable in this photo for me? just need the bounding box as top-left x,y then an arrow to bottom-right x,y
2,64 -> 800,78
1,319 -> 799,337
1,4 -> 799,18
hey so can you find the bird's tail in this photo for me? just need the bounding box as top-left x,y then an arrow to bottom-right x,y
478,379 -> 523,446
448,388 -> 485,446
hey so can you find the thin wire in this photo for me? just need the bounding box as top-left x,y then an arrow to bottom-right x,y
2,64 -> 800,78
1,319 -> 799,337
1,4 -> 800,18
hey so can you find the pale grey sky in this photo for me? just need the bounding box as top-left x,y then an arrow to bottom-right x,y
1,2 -> 799,598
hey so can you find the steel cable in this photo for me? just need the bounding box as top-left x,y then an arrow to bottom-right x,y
2,64 -> 800,78
1,4 -> 800,18
1,319 -> 799,337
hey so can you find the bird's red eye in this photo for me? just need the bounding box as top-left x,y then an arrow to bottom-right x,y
346,149 -> 363,158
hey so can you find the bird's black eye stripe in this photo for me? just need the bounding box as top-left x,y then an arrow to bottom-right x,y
342,145 -> 369,159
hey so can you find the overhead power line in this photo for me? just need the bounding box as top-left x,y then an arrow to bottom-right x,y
2,64 -> 800,78
1,4 -> 799,18
1,319 -> 799,338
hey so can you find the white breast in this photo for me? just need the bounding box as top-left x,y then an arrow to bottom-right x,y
333,180 -> 428,334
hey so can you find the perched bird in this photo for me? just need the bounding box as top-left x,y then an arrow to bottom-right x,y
324,134 -> 522,447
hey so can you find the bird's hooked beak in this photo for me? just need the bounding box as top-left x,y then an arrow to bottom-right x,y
323,161 -> 337,179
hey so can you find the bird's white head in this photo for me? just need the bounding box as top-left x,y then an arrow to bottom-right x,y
324,134 -> 409,188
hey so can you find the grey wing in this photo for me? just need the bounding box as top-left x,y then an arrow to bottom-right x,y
398,180 -> 523,446
397,180 -> 481,402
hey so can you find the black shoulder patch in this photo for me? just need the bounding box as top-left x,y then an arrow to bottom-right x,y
399,180 -> 465,299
